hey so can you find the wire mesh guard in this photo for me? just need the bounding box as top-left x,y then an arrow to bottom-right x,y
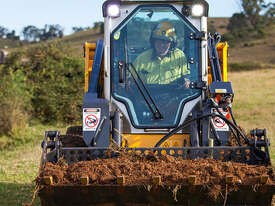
61,146 -> 255,164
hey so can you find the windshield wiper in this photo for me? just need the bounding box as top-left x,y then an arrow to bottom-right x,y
126,62 -> 163,120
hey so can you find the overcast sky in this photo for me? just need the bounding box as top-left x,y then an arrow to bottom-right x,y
0,0 -> 271,36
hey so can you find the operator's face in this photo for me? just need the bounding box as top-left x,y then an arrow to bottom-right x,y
154,39 -> 171,58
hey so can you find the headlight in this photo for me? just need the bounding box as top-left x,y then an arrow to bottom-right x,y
191,4 -> 204,17
107,3 -> 120,18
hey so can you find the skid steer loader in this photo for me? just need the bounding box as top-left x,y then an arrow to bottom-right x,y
38,0 -> 275,205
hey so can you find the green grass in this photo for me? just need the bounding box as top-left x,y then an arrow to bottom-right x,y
0,183 -> 39,206
0,144 -> 41,205
0,38 -> 26,49
0,121 -> 68,151
229,62 -> 275,72
0,124 -> 68,206
230,69 -> 275,165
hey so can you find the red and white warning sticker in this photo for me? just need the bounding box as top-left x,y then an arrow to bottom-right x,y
83,108 -> 101,131
211,108 -> 229,132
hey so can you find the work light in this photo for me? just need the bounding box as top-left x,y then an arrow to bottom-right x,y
107,3 -> 121,18
191,4 -> 204,17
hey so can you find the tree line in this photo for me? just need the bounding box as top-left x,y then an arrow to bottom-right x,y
0,21 -> 104,42
0,28 -> 20,41
228,0 -> 274,32
223,0 -> 275,43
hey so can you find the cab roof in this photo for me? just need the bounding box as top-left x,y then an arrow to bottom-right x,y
103,0 -> 209,17
105,0 -> 208,4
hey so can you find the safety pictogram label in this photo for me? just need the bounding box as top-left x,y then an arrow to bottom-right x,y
85,115 -> 98,128
213,117 -> 226,128
83,108 -> 101,131
211,108 -> 229,132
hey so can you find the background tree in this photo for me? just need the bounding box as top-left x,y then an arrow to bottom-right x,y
93,22 -> 104,34
6,30 -> 19,40
240,0 -> 275,30
224,0 -> 275,43
264,2 -> 275,19
22,25 -> 40,42
39,24 -> 64,41
0,26 -> 8,38
72,26 -> 85,33
72,26 -> 91,33
0,41 -> 84,123
227,13 -> 249,32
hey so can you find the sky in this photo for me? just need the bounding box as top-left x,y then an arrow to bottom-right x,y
0,0 -> 271,36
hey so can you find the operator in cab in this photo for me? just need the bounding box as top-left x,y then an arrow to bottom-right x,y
133,21 -> 190,88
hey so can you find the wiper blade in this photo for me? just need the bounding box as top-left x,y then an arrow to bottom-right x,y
126,63 -> 163,120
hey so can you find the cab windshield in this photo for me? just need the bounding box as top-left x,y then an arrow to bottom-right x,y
111,5 -> 201,128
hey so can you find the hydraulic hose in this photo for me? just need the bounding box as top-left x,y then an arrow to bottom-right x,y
209,120 -> 222,146
229,107 -> 237,126
212,105 -> 242,146
155,114 -> 214,148
154,113 -> 249,148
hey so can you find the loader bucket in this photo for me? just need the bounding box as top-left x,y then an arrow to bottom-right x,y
38,144 -> 275,206
39,184 -> 275,206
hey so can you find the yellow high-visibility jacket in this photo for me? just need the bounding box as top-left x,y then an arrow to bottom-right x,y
133,48 -> 190,84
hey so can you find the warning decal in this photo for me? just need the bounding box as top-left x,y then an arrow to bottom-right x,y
213,117 -> 226,128
83,108 -> 101,131
211,108 -> 229,132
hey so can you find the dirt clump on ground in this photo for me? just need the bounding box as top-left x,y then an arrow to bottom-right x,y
37,152 -> 274,200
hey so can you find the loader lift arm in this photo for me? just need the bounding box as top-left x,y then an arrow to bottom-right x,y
208,33 -> 223,82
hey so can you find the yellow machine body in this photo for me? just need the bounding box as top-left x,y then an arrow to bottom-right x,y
84,41 -> 228,148
208,42 -> 228,84
122,133 -> 190,147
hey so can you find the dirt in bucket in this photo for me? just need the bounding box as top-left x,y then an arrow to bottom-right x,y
37,150 -> 274,200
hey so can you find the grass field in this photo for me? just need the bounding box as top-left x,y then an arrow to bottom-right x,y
0,68 -> 274,206
0,143 -> 41,206
229,68 -> 275,163
0,125 -> 68,206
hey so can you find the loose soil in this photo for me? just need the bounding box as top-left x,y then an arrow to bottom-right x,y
38,154 -> 274,185
39,128 -> 274,202
37,152 -> 275,201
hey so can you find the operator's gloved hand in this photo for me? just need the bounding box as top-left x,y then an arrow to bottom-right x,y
177,78 -> 190,89
172,76 -> 191,89
184,78 -> 190,88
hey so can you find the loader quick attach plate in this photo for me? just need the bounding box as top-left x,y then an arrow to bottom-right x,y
61,146 -> 262,165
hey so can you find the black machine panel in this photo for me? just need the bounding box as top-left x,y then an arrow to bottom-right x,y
83,93 -> 110,147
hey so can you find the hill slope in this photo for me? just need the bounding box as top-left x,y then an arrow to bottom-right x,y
209,18 -> 275,67
59,18 -> 275,66
0,38 -> 27,49
229,29 -> 275,65
2,18 -> 274,66
62,29 -> 104,57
